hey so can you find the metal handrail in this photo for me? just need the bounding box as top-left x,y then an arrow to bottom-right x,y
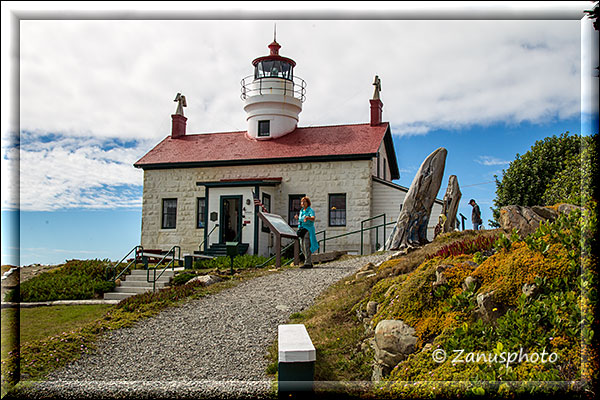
106,245 -> 143,282
240,75 -> 306,102
361,214 -> 386,256
316,217 -> 396,256
147,245 -> 181,292
199,224 -> 219,253
256,240 -> 297,268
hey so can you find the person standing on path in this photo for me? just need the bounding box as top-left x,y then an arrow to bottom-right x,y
295,196 -> 319,268
469,198 -> 483,230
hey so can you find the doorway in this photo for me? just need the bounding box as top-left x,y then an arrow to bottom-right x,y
219,195 -> 242,243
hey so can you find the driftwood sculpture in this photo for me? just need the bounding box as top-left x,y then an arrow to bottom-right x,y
442,175 -> 462,233
385,147 -> 447,250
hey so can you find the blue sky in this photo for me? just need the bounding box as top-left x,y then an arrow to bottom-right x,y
2,3 -> 598,267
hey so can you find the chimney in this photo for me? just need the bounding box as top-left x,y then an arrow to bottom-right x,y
370,75 -> 383,126
171,92 -> 187,138
171,114 -> 187,138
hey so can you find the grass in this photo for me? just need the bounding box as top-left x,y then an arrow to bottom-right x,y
1,263 -> 292,397
1,305 -> 113,357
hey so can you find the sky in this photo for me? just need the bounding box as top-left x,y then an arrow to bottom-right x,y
1,2 -> 598,267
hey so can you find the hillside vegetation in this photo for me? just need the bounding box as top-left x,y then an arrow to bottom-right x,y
282,204 -> 597,398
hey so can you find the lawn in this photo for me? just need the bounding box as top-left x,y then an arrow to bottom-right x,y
1,304 -> 113,360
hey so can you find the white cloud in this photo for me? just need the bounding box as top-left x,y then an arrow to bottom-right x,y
3,7 -> 590,211
7,133 -> 146,211
476,156 -> 511,166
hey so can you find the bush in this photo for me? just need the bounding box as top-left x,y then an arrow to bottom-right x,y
193,254 -> 275,270
18,259 -> 115,302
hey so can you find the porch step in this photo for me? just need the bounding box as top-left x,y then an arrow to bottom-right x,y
202,243 -> 249,257
103,269 -> 175,302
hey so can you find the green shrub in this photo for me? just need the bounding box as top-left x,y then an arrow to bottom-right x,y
193,254 -> 275,270
172,272 -> 197,286
18,259 -> 115,302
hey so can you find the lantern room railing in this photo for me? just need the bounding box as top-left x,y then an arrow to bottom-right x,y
240,75 -> 306,102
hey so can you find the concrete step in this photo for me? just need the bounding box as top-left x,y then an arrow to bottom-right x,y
116,280 -> 169,288
123,275 -> 172,282
104,292 -> 138,301
114,286 -> 160,294
129,269 -> 175,276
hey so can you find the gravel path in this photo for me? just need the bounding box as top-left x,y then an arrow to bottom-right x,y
20,253 -> 390,399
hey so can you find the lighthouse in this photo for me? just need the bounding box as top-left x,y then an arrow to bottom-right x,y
241,37 -> 306,140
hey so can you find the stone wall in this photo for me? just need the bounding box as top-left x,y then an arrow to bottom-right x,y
140,159 -> 375,257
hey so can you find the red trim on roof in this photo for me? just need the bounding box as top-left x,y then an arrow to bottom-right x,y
134,123 -> 390,169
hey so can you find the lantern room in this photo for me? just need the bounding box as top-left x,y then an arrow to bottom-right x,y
241,39 -> 306,140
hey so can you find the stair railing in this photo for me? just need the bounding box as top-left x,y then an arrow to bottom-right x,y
315,214 -> 395,255
106,245 -> 143,282
147,245 -> 181,292
199,224 -> 219,253
257,240 -> 297,268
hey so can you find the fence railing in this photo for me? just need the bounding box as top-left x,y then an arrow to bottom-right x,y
240,75 -> 306,102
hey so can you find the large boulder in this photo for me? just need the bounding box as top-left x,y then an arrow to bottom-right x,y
442,175 -> 462,233
385,148 -> 447,250
499,204 -> 580,237
188,274 -> 222,286
372,319 -> 417,380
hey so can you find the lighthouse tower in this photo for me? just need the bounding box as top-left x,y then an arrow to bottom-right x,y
241,37 -> 306,140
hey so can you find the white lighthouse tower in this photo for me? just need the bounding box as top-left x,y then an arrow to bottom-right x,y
241,37 -> 306,140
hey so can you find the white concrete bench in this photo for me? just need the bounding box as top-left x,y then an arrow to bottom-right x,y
278,324 -> 316,394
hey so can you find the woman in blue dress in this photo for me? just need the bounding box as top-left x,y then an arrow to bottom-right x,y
296,196 -> 319,268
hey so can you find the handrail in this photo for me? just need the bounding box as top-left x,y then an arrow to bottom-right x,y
147,245 -> 181,292
106,245 -> 143,282
240,75 -> 306,102
257,240 -> 297,268
316,219 -> 396,255
199,224 -> 219,253
361,214 -> 386,256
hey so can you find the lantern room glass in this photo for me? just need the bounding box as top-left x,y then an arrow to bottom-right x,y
254,60 -> 293,80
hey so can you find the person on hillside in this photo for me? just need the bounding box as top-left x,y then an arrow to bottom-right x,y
469,199 -> 483,230
295,196 -> 319,268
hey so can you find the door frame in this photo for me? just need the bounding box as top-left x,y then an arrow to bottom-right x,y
219,195 -> 243,243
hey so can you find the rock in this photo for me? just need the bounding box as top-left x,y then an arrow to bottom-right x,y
432,264 -> 449,288
421,343 -> 433,353
557,203 -> 582,215
499,205 -> 546,237
462,276 -> 480,291
442,175 -> 462,233
359,262 -> 376,272
464,260 -> 479,268
384,284 -> 397,298
522,282 -> 539,298
311,250 -> 347,264
114,279 -> 121,287
476,291 -> 503,323
188,275 -> 222,286
531,206 -> 558,221
356,270 -> 376,279
500,204 -> 580,238
385,147 -> 447,250
373,320 -> 417,375
366,301 -> 379,317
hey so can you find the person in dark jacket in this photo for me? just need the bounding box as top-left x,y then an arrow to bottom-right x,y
469,199 -> 483,230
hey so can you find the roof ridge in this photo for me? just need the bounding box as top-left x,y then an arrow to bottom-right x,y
180,121 -> 387,137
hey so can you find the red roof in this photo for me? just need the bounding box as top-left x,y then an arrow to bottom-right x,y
135,123 -> 396,174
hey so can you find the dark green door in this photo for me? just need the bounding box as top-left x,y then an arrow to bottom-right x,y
220,195 -> 242,243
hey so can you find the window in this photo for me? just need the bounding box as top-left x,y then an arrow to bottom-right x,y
329,194 -> 346,226
258,120 -> 270,137
162,199 -> 177,229
288,194 -> 305,227
261,193 -> 271,233
197,197 -> 206,228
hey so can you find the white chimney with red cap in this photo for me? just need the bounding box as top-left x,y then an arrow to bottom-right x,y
241,35 -> 306,140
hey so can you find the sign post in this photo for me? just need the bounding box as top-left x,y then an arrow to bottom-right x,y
257,211 -> 300,268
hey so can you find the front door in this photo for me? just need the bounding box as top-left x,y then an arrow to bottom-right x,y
220,195 -> 242,243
